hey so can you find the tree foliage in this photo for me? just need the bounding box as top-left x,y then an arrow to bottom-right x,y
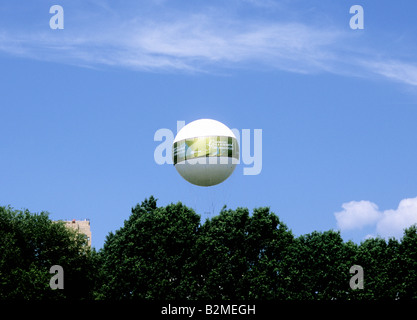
96,196 -> 201,299
0,206 -> 98,300
280,230 -> 356,300
194,206 -> 293,299
1,197 -> 417,300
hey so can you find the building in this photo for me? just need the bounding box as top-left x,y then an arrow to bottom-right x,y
62,219 -> 92,246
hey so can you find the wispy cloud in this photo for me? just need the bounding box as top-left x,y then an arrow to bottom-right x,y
0,15 -> 343,73
0,1 -> 416,87
364,60 -> 417,87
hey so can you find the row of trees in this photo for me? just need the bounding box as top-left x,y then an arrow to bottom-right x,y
1,197 -> 417,300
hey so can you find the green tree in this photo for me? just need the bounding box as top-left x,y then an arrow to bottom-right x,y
398,225 -> 417,299
194,206 -> 293,299
350,237 -> 401,300
97,196 -> 201,299
4,197 -> 417,301
194,207 -> 249,299
0,206 -> 97,300
98,199 -> 294,300
244,207 -> 294,299
281,230 -> 356,300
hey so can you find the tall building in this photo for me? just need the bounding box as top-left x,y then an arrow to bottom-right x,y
62,219 -> 92,246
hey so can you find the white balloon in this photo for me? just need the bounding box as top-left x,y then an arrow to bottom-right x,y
172,119 -> 239,186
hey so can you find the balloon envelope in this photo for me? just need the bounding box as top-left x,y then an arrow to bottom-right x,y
172,119 -> 239,186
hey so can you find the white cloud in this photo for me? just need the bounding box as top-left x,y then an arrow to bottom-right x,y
0,16 -> 342,74
0,2 -> 417,87
376,197 -> 417,239
335,196 -> 417,240
334,200 -> 381,230
363,60 -> 417,87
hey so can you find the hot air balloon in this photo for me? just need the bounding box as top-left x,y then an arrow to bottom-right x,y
172,119 -> 239,186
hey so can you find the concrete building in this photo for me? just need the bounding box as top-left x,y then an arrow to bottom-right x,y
62,219 -> 92,246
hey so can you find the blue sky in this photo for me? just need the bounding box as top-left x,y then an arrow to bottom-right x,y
1,0 -> 417,248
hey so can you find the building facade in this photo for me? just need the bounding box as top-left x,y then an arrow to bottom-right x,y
62,219 -> 92,246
